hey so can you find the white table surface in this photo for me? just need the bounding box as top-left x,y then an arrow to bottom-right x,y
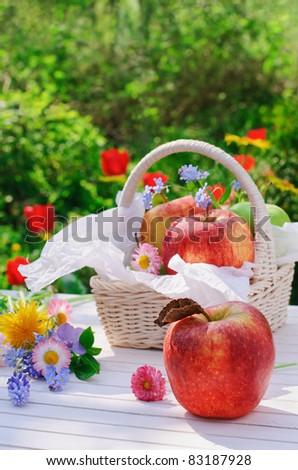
0,297 -> 297,451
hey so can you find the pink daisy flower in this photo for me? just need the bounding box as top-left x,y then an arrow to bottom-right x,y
131,365 -> 167,401
130,243 -> 162,274
48,298 -> 72,326
32,337 -> 71,376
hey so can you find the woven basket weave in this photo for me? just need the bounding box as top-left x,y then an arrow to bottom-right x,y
91,140 -> 294,349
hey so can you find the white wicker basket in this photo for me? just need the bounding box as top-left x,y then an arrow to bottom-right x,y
91,140 -> 294,349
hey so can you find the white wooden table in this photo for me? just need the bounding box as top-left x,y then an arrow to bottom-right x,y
0,297 -> 297,451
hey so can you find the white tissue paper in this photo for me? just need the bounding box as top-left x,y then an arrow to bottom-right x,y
19,193 -> 297,308
270,222 -> 298,266
19,193 -> 145,291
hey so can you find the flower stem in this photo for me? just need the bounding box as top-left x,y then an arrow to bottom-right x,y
7,296 -> 14,312
274,362 -> 297,369
161,191 -> 168,203
65,294 -> 93,304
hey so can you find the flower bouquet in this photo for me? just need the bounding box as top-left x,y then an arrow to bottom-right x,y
19,139 -> 297,349
0,292 -> 101,406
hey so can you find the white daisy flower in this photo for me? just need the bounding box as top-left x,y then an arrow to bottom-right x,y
32,337 -> 71,376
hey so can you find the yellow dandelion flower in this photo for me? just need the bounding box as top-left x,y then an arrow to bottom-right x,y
0,301 -> 49,349
267,175 -> 298,195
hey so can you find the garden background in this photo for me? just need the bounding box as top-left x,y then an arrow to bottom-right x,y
0,0 -> 297,302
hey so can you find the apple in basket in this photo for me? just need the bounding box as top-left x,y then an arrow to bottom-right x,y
229,201 -> 291,233
155,298 -> 275,419
162,209 -> 254,274
140,195 -> 203,253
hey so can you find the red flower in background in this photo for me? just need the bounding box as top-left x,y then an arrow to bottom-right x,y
100,148 -> 130,176
6,257 -> 29,286
246,128 -> 267,140
23,204 -> 55,233
209,184 -> 226,202
142,171 -> 169,187
234,154 -> 256,172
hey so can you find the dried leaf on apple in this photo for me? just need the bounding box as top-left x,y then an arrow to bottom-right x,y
154,298 -> 207,327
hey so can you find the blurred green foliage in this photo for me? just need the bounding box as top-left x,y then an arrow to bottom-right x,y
0,0 -> 297,299
0,90 -> 106,221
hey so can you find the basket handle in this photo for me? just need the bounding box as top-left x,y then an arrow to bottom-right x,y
118,139 -> 276,275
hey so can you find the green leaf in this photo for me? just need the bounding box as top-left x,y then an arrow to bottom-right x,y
82,354 -> 100,372
74,354 -> 100,381
69,354 -> 79,373
0,295 -> 8,313
86,347 -> 102,356
152,193 -> 168,207
219,183 -> 233,205
71,353 -> 100,381
79,327 -> 94,349
208,190 -> 221,209
74,364 -> 97,381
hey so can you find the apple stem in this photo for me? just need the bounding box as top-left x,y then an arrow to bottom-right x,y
200,310 -> 213,322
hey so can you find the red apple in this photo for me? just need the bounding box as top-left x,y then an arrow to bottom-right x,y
160,299 -> 275,419
162,209 -> 254,274
140,195 -> 203,253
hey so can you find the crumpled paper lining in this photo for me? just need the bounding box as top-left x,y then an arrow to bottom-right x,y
19,194 -> 297,307
271,222 -> 298,265
131,255 -> 255,306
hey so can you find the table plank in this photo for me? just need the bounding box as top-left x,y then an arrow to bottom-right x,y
0,295 -> 298,450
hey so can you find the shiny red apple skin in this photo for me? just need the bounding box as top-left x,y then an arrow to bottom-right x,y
162,209 -> 254,274
141,195 -> 203,253
163,301 -> 275,419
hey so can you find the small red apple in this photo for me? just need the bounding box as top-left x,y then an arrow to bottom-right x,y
157,299 -> 275,419
162,209 -> 254,274
140,195 -> 203,254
